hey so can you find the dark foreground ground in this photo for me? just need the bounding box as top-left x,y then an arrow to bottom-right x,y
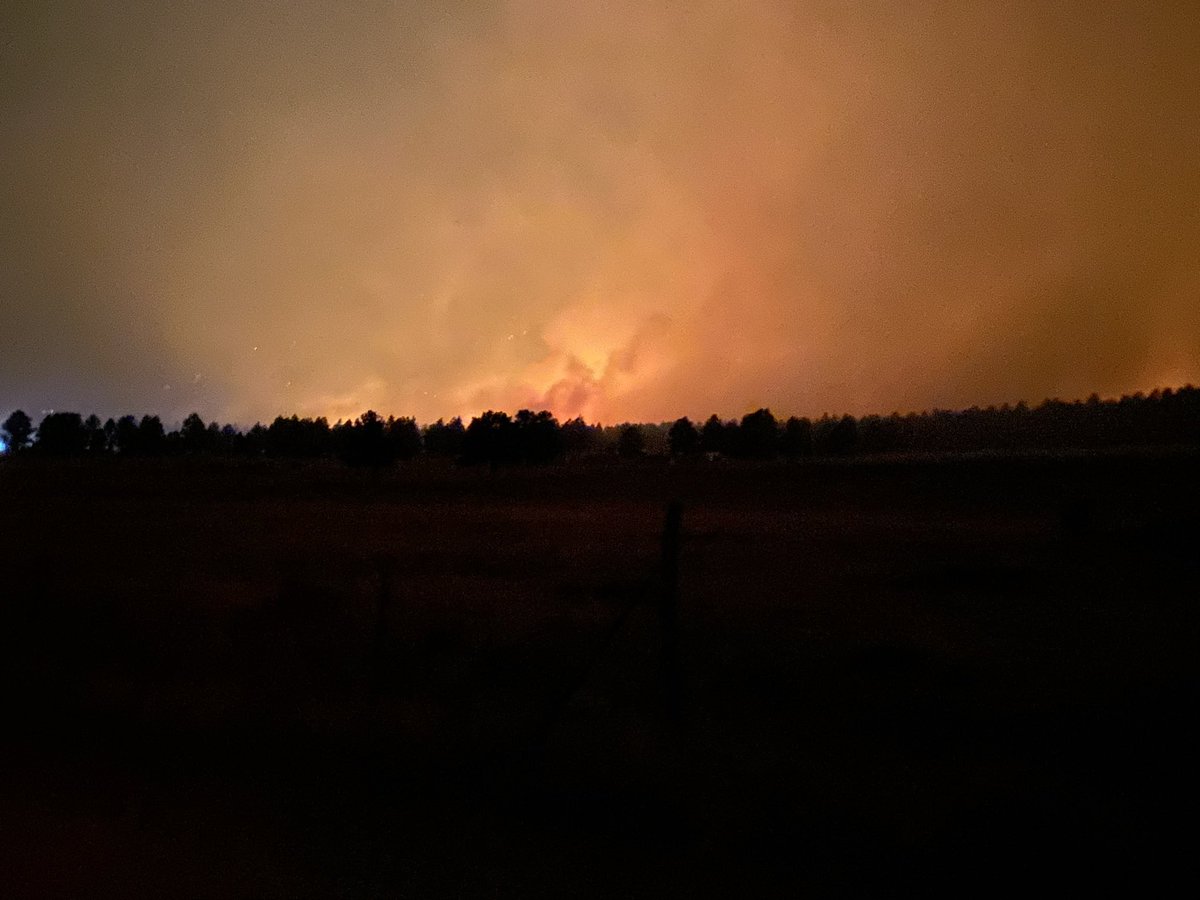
1,452 -> 1198,896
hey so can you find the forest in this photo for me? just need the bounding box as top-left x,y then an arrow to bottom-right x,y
4,384 -> 1199,466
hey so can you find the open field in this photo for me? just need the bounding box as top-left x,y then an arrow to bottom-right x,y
2,453 -> 1198,895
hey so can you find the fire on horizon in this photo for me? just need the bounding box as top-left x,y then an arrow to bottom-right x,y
2,2 -> 1198,426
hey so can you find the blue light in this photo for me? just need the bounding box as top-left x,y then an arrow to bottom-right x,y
0,435 -> 8,454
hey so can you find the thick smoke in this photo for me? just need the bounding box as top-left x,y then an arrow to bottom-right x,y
2,1 -> 1197,423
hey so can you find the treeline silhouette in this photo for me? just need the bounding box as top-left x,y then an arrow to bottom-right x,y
3,386 -> 1198,466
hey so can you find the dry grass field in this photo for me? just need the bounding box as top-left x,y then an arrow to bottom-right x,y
2,453 -> 1197,895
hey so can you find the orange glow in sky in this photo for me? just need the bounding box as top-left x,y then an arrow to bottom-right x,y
2,2 -> 1198,424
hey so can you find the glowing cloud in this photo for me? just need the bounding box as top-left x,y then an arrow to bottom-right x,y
1,2 -> 1197,423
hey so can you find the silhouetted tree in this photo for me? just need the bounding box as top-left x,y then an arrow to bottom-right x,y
267,415 -> 332,458
514,409 -> 560,464
640,423 -> 670,455
241,423 -> 268,456
213,423 -> 237,454
821,414 -> 858,456
700,414 -> 726,456
738,408 -> 778,459
6,383 -> 1197,466
266,416 -> 297,456
35,412 -> 88,456
180,412 -> 209,453
2,409 -> 33,454
386,416 -> 422,461
617,424 -> 645,458
138,415 -> 166,456
462,411 -> 515,467
331,420 -> 349,461
102,417 -> 118,453
559,416 -> 598,456
84,414 -> 107,454
858,414 -> 903,454
305,416 -> 331,457
205,421 -> 226,453
423,418 -> 465,457
113,415 -> 139,454
336,410 -> 393,467
780,416 -> 813,459
667,417 -> 700,456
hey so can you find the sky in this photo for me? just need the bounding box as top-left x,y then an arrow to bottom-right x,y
2,1 -> 1198,426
